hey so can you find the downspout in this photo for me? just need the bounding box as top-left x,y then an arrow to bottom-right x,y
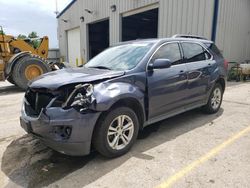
211,0 -> 219,42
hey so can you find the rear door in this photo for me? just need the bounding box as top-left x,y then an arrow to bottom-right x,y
180,42 -> 215,104
147,42 -> 188,120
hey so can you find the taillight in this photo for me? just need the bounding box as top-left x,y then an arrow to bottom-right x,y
224,60 -> 229,70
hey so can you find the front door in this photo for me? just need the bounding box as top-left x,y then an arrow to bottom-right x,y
147,42 -> 188,120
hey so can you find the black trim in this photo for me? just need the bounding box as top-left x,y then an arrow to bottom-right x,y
211,0 -> 219,41
56,0 -> 77,18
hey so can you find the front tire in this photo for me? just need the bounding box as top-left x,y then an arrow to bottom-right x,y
203,83 -> 223,114
93,107 -> 139,158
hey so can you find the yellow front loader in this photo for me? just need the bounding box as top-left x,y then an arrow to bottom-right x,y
0,27 -> 52,90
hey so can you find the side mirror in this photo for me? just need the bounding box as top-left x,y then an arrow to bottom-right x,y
148,59 -> 172,70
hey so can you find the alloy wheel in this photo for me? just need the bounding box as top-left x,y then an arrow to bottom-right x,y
211,88 -> 222,110
107,115 -> 134,150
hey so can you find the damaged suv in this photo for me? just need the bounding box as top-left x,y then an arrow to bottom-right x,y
20,36 -> 227,157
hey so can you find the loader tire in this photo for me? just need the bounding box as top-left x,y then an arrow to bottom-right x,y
7,75 -> 16,86
12,55 -> 50,90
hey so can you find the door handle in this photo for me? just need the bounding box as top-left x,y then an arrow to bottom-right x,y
180,70 -> 184,73
208,63 -> 211,66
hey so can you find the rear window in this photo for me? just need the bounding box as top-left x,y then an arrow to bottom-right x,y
205,43 -> 223,57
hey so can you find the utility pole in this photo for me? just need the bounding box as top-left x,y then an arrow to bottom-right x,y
54,0 -> 59,16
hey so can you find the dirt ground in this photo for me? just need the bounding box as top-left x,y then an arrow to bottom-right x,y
0,81 -> 250,188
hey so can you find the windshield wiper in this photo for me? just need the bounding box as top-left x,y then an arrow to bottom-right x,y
88,66 -> 111,70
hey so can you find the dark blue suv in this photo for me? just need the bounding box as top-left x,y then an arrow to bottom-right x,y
20,35 -> 227,158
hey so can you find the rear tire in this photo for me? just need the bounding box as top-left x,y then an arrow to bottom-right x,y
12,55 -> 50,90
93,107 -> 139,158
203,83 -> 223,114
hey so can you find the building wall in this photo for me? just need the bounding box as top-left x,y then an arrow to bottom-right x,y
58,0 -> 250,63
58,0 -> 160,62
57,0 -> 82,61
216,0 -> 250,62
158,0 -> 214,39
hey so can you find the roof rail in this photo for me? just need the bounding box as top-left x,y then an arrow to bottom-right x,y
172,34 -> 208,40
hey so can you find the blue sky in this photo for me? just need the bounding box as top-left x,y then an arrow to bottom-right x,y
0,0 -> 71,48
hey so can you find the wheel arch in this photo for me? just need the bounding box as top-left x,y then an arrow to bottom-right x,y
109,97 -> 145,130
92,97 -> 146,143
216,77 -> 226,93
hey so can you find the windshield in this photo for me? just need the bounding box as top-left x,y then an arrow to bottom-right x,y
85,42 -> 154,71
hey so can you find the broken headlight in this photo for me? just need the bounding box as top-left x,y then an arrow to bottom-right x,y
63,84 -> 95,111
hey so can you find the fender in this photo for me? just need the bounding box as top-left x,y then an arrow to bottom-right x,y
5,51 -> 31,76
90,82 -> 145,113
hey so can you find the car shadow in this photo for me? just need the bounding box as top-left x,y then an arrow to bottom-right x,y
0,84 -> 23,96
1,108 -> 223,188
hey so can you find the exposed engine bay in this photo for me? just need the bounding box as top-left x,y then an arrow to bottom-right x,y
24,83 -> 96,116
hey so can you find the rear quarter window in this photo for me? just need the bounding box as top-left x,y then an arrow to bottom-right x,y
205,43 -> 223,57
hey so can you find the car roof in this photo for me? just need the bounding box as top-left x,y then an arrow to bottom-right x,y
115,37 -> 213,46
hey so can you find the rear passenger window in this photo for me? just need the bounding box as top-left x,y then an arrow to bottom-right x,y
152,43 -> 182,65
182,43 -> 211,63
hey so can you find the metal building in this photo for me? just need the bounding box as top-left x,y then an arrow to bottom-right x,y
57,0 -> 250,67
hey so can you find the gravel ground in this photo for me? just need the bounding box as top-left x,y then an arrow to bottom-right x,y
0,81 -> 250,188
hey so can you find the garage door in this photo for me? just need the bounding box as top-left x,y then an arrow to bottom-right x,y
122,7 -> 158,41
88,19 -> 109,59
67,27 -> 81,67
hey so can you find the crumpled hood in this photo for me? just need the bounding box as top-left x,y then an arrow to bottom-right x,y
28,67 -> 125,90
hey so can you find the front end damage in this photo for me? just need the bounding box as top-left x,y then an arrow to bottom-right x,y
21,79 -> 145,156
21,83 -> 102,156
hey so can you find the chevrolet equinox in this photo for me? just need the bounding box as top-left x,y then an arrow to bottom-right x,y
20,36 -> 227,158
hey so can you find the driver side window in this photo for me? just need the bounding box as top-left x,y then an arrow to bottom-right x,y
151,43 -> 182,66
